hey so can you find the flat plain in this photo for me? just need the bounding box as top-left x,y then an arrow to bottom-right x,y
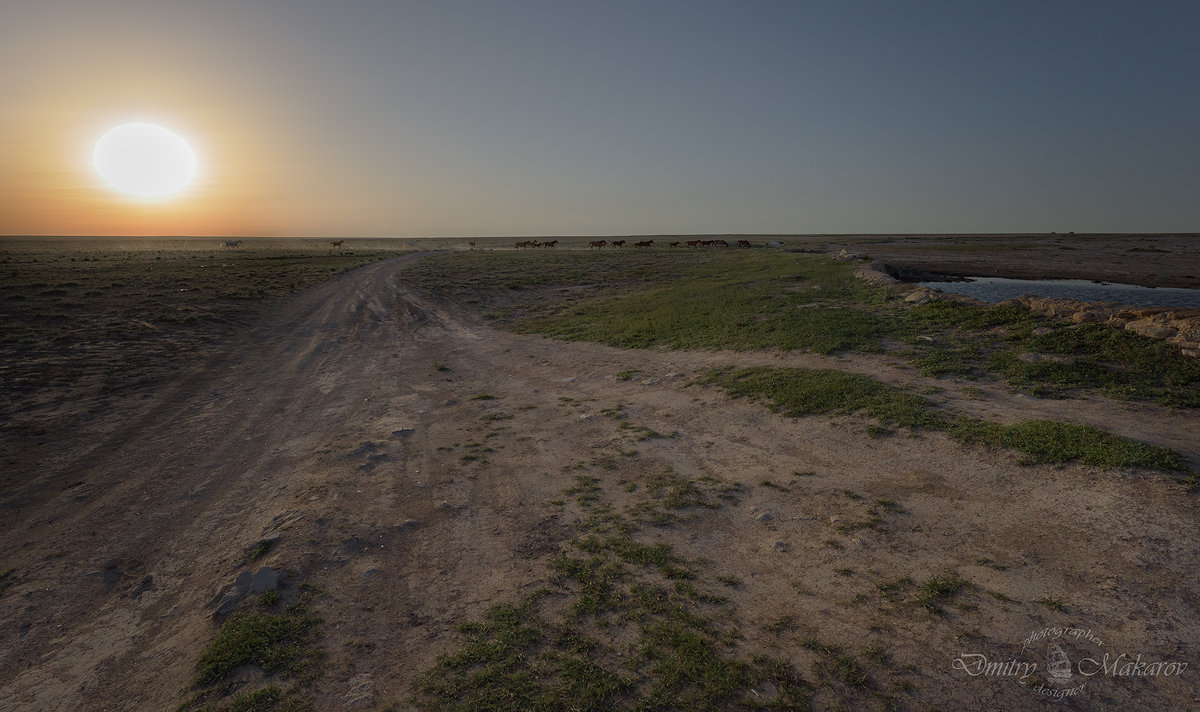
1,235 -> 1198,711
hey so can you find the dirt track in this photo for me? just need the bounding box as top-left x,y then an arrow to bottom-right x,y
2,253 -> 1198,710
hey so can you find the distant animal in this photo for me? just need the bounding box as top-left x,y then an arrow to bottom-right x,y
541,240 -> 558,248
735,240 -> 751,249
468,239 -> 476,248
515,240 -> 538,249
588,240 -> 607,249
222,240 -> 243,249
610,240 -> 626,248
712,239 -> 729,248
330,240 -> 344,247
633,240 -> 654,248
685,240 -> 702,248
669,241 -> 681,247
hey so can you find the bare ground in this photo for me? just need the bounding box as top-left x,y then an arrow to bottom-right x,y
1,253 -> 1198,710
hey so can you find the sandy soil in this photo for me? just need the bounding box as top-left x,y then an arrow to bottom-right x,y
1,253 -> 1198,710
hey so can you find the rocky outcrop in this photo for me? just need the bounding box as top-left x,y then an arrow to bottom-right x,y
1010,296 -> 1200,357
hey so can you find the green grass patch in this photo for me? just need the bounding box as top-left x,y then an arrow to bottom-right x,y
949,419 -> 1186,470
182,587 -> 324,711
913,572 -> 968,615
515,253 -> 889,355
418,594 -> 630,712
702,366 -> 1187,471
698,367 -> 951,431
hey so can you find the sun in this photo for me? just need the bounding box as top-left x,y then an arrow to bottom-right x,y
93,122 -> 198,198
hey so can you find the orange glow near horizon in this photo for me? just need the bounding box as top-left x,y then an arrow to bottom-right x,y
0,75 -> 287,237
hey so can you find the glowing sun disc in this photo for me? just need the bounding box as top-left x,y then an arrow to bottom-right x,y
93,122 -> 197,198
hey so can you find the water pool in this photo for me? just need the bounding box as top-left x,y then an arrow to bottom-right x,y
915,277 -> 1200,310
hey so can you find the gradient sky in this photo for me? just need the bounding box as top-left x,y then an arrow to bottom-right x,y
2,1 -> 1198,237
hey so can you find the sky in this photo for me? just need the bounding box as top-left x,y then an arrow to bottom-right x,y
1,0 -> 1198,237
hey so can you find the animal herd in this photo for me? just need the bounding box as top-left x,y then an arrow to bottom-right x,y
221,237 -> 766,251
585,238 -> 759,249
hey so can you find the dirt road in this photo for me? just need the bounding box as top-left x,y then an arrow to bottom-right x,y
2,254 -> 1197,710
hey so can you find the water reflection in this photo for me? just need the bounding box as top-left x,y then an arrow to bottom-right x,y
915,277 -> 1200,310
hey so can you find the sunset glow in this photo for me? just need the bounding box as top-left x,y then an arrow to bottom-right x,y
93,122 -> 197,198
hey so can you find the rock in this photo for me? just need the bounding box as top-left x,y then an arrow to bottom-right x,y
916,335 -> 935,343
233,570 -> 253,597
853,264 -> 898,286
439,501 -> 464,512
251,566 -> 279,594
562,376 -> 578,383
772,541 -> 788,552
393,519 -> 419,533
103,558 -> 122,570
209,571 -> 253,612
214,591 -> 242,616
753,510 -> 773,523
392,427 -> 415,437
1071,309 -> 1106,324
443,399 -> 458,406
361,566 -> 382,579
1125,320 -> 1178,340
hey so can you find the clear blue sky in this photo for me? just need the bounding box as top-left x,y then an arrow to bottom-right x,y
2,0 -> 1198,236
